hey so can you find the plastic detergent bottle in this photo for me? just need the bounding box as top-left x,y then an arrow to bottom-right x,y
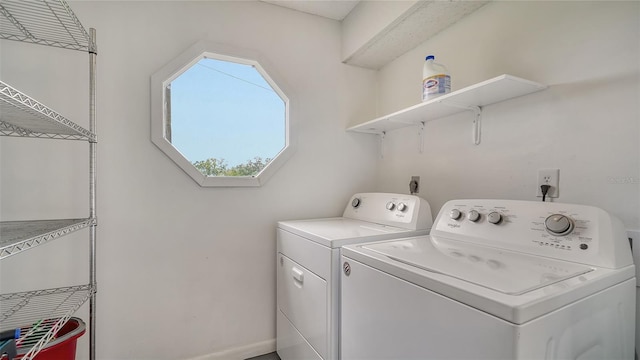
422,55 -> 451,101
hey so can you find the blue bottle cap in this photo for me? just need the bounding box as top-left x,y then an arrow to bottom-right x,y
426,55 -> 435,61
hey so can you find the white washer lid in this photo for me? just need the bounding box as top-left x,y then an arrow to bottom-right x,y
362,236 -> 593,295
278,218 -> 422,248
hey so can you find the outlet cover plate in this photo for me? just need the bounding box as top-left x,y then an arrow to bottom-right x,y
410,176 -> 420,194
537,168 -> 559,198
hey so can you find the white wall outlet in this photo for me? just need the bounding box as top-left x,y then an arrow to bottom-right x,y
536,168 -> 559,198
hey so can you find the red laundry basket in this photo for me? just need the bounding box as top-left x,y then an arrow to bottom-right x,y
16,318 -> 85,360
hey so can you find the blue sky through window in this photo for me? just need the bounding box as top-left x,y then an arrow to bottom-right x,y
169,58 -> 286,167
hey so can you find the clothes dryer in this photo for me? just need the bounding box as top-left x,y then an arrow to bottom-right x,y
341,199 -> 635,359
276,193 -> 433,360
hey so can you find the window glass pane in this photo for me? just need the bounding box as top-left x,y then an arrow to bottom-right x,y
168,57 -> 286,176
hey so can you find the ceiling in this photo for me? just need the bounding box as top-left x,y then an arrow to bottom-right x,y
259,0 -> 489,69
344,0 -> 489,69
260,0 -> 360,21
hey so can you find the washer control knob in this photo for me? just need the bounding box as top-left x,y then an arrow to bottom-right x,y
386,201 -> 396,211
545,214 -> 574,236
449,209 -> 462,220
352,198 -> 361,208
397,202 -> 408,212
467,210 -> 481,222
487,212 -> 503,224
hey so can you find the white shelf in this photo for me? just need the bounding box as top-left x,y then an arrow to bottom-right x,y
0,81 -> 96,141
0,285 -> 94,359
0,0 -> 94,52
0,218 -> 95,259
347,74 -> 547,141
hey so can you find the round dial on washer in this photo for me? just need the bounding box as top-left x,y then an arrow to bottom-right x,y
545,214 -> 574,236
487,212 -> 502,224
397,202 -> 408,212
386,201 -> 396,211
351,198 -> 361,208
449,209 -> 462,220
467,210 -> 480,222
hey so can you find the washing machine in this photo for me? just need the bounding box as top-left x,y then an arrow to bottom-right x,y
276,193 -> 433,360
341,199 -> 636,359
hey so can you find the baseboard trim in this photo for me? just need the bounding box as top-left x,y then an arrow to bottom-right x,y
185,339 -> 276,360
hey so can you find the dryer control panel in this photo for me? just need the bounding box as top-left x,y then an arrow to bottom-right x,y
431,199 -> 632,269
344,193 -> 433,231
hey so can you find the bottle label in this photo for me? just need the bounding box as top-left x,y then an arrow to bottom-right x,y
422,74 -> 451,101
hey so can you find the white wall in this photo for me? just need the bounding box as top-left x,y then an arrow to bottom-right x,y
0,1 -> 378,359
367,1 -> 640,229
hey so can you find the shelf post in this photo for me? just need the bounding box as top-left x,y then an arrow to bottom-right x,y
88,28 -> 97,360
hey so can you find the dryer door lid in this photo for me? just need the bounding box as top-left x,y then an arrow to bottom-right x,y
362,236 -> 593,295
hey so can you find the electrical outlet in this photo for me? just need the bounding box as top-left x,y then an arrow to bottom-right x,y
410,176 -> 420,194
536,169 -> 559,198
628,230 -> 639,249
628,230 -> 639,262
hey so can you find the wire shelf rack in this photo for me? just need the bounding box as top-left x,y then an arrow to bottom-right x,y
0,284 -> 94,359
0,0 -> 94,52
0,81 -> 96,141
0,1 -> 97,358
0,218 -> 95,259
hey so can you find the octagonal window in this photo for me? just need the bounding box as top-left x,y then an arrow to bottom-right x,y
151,42 -> 293,187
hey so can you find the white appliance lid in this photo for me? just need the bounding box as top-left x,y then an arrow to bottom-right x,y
278,218 -> 420,248
362,236 -> 593,295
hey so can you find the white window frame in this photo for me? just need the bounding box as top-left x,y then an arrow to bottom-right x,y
151,40 -> 294,187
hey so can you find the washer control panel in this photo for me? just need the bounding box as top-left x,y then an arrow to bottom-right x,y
432,199 -> 631,268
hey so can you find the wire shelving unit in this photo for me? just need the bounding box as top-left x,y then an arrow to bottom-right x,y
0,1 -> 97,359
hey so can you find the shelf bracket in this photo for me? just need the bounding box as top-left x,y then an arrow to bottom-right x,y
438,100 -> 482,145
418,121 -> 425,153
379,131 -> 386,159
471,105 -> 481,145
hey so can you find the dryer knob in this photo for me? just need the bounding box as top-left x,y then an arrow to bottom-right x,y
397,202 -> 408,212
449,209 -> 462,220
467,210 -> 481,222
386,201 -> 396,211
487,212 -> 502,224
545,214 -> 574,236
352,198 -> 361,208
